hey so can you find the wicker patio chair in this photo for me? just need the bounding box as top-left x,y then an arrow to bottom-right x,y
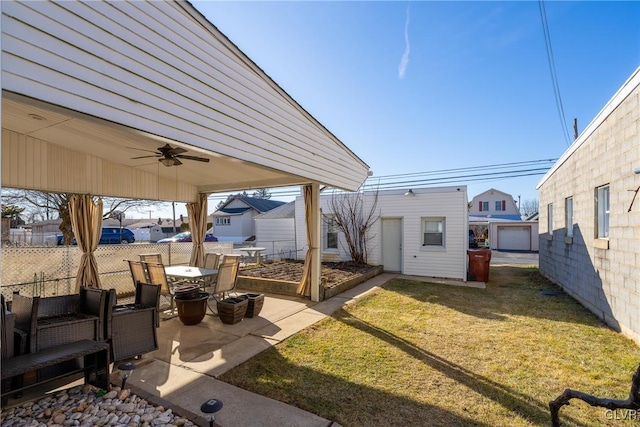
144,261 -> 175,313
11,294 -> 39,354
11,290 -> 106,383
135,282 -> 162,328
104,283 -> 159,362
1,294 -> 27,402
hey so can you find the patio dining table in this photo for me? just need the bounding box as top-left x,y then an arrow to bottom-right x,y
164,265 -> 220,319
236,247 -> 266,264
164,265 -> 218,285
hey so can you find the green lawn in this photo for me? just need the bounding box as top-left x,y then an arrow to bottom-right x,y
219,266 -> 640,426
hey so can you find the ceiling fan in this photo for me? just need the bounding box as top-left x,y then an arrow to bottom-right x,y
129,143 -> 210,167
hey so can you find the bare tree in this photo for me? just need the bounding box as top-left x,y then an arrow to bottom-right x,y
252,188 -> 271,199
470,224 -> 488,242
1,188 -> 167,245
328,188 -> 379,265
1,204 -> 25,228
520,198 -> 539,217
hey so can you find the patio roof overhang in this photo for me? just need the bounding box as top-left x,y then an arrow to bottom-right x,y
1,0 -> 370,201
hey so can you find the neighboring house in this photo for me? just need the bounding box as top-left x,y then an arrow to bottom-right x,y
30,219 -> 63,235
536,66 -> 640,345
469,188 -> 521,220
468,189 -> 538,251
211,196 -> 286,243
468,215 -> 539,252
292,187 -> 469,280
254,201 -> 297,260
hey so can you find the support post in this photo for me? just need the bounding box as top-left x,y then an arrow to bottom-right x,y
309,184 -> 321,302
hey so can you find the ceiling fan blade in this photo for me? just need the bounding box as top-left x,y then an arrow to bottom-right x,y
176,155 -> 210,163
131,154 -> 160,159
127,146 -> 159,154
158,143 -> 187,157
167,147 -> 188,156
172,158 -> 183,166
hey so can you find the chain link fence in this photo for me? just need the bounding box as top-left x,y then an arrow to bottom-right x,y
1,242 -> 234,302
252,239 -> 300,261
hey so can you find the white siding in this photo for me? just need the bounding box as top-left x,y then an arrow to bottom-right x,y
295,187 -> 468,280
212,214 -> 247,242
255,218 -> 296,261
469,189 -> 520,217
370,188 -> 468,279
1,0 -> 369,192
295,196 -> 351,262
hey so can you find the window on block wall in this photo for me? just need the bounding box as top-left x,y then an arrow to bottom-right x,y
422,217 -> 445,247
547,204 -> 553,236
565,196 -> 573,237
323,214 -> 338,250
596,185 -> 610,239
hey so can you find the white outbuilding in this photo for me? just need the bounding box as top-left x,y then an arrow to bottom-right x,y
290,186 -> 470,280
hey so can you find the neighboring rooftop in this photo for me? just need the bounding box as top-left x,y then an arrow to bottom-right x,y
255,201 -> 295,219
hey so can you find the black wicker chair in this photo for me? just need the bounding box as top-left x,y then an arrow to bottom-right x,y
10,289 -> 107,383
104,282 -> 159,362
1,295 -> 28,403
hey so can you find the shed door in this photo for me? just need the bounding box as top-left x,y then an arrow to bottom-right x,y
382,218 -> 402,272
497,226 -> 531,251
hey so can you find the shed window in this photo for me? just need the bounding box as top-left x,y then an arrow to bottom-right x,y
547,204 -> 553,236
422,218 -> 445,247
323,215 -> 338,250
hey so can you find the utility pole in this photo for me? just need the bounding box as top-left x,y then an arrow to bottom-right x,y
172,202 -> 177,234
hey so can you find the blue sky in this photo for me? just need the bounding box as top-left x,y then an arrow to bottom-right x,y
152,1 -> 640,219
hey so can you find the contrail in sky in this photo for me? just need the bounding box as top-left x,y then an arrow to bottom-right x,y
398,6 -> 410,79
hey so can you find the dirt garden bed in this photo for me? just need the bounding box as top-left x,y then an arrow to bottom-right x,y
238,260 -> 382,299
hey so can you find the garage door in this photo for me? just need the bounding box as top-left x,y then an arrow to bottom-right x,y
497,226 -> 530,251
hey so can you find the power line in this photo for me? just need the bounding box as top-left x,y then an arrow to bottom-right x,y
365,159 -> 557,181
363,168 -> 552,190
206,158 -> 557,202
538,0 -> 572,147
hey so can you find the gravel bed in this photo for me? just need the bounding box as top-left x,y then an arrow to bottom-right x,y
0,384 -> 196,427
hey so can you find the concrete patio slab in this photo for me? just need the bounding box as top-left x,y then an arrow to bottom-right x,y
161,374 -> 332,427
185,334 -> 279,377
252,309 -> 326,341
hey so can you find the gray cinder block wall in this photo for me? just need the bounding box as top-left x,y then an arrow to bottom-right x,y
537,68 -> 640,345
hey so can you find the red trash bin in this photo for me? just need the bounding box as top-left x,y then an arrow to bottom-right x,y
467,249 -> 492,282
